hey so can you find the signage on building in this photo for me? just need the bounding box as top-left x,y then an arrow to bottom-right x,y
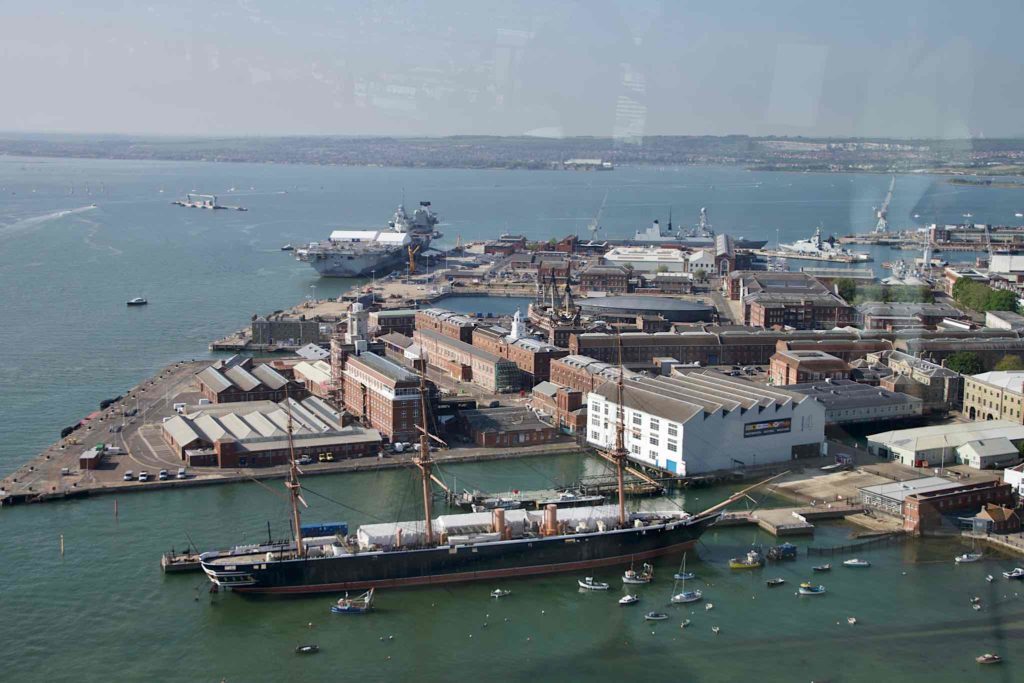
744,418 -> 791,438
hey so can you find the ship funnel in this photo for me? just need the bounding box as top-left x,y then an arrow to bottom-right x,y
543,504 -> 559,537
492,507 -> 508,539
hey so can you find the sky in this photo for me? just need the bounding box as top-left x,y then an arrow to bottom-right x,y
1,0 -> 1022,139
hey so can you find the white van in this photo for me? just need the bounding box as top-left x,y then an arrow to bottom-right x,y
173,402 -> 187,414
123,470 -> 134,481
176,467 -> 187,479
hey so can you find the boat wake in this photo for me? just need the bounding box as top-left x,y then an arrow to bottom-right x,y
0,204 -> 98,238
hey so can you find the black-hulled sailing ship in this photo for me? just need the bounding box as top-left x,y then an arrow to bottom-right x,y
200,353 -> 761,595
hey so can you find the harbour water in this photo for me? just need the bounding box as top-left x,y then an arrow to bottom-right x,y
3,156 -> 1024,680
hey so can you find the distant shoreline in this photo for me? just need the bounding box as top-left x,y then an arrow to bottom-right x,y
3,133 -> 1024,176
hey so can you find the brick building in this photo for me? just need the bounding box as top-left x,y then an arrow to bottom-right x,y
414,328 -> 522,392
769,350 -> 849,385
415,308 -> 477,343
578,263 -> 632,294
902,481 -> 1014,535
484,234 -> 527,255
368,309 -> 417,338
728,271 -> 853,330
531,381 -> 587,434
550,355 -> 638,394
196,358 -> 304,404
459,407 -> 560,447
342,351 -> 424,442
857,302 -> 968,331
775,338 -> 893,362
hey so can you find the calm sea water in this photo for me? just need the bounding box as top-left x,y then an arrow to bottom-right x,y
2,157 -> 1024,681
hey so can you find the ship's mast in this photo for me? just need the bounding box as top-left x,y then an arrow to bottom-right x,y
415,367 -> 435,545
283,394 -> 305,558
613,331 -> 628,527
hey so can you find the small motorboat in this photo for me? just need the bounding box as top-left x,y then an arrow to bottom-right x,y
970,596 -> 981,604
847,617 -> 857,625
673,571 -> 696,581
766,543 -> 798,561
126,297 -> 148,306
955,552 -> 983,564
711,626 -> 721,635
331,588 -> 374,614
670,590 -> 703,604
972,603 -> 982,611
842,558 -> 871,568
619,594 -> 639,606
798,582 -> 827,595
976,653 -> 1002,665
729,549 -> 765,570
986,575 -> 995,583
644,612 -> 669,621
704,603 -> 714,611
295,644 -> 319,655
623,562 -> 654,585
766,577 -> 786,587
680,619 -> 691,629
812,564 -> 831,573
490,589 -> 511,599
1003,568 -> 1024,580
280,244 -> 294,251
578,577 -> 610,591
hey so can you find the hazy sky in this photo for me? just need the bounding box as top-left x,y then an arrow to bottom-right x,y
2,0 -> 1022,138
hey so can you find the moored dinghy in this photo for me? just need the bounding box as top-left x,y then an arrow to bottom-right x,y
644,612 -> 669,621
578,577 -> 610,591
842,558 -> 870,568
619,594 -> 639,605
798,582 -> 826,595
490,589 -> 511,599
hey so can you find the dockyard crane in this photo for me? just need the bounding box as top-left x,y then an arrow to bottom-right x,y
408,244 -> 421,276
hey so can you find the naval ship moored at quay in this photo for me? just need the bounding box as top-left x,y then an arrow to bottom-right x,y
295,201 -> 441,278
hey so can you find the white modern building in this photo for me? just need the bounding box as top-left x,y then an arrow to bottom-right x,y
684,249 -> 716,273
1004,463 -> 1024,494
867,420 -> 1024,469
585,370 -> 825,475
603,246 -> 688,273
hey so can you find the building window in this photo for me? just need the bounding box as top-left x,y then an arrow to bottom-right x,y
633,413 -> 642,426
631,444 -> 640,455
649,436 -> 659,447
649,417 -> 660,430
667,440 -> 678,452
667,425 -> 678,437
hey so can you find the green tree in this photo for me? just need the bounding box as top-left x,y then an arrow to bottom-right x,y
994,354 -> 1024,371
693,268 -> 707,282
985,289 -> 1018,312
656,265 -> 669,273
946,351 -> 984,375
834,277 -> 856,303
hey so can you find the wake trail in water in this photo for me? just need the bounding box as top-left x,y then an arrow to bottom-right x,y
0,204 -> 98,238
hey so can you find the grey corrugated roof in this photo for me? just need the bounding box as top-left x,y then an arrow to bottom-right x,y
196,366 -> 233,393
350,351 -> 419,383
250,364 -> 288,390
223,364 -> 261,392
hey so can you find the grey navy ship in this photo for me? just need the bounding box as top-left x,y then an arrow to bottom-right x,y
200,359 -> 773,595
295,201 -> 441,278
629,207 -> 768,249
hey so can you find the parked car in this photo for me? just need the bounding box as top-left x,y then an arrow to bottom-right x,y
158,469 -> 169,481
176,467 -> 187,479
138,471 -> 150,482
123,470 -> 134,481
298,455 -> 313,465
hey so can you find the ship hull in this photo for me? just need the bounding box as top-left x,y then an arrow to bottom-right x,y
303,250 -> 407,278
203,513 -> 719,594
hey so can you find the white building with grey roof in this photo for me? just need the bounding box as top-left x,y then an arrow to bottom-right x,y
585,370 -> 825,476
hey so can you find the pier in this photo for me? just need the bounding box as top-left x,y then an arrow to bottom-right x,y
715,503 -> 865,537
